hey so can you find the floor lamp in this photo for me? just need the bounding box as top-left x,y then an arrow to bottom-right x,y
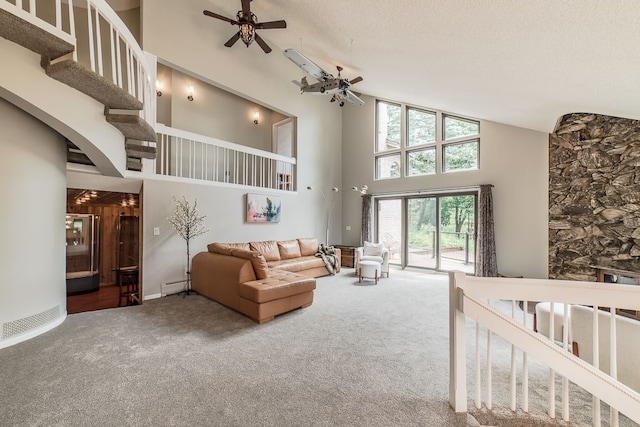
307,185 -> 368,245
307,186 -> 339,245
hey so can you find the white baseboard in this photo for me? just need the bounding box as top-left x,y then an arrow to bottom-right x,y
144,293 -> 162,301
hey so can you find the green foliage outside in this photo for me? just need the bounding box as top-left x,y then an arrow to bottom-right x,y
444,140 -> 478,171
407,196 -> 475,251
444,116 -> 479,140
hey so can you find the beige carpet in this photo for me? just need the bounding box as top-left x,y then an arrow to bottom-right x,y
0,268 -> 635,426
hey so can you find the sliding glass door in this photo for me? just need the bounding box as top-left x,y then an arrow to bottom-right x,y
377,199 -> 402,265
438,195 -> 475,273
407,197 -> 437,269
376,193 -> 476,274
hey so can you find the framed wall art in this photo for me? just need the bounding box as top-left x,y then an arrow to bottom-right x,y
246,194 -> 281,223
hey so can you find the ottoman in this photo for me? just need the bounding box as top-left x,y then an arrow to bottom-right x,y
359,260 -> 381,284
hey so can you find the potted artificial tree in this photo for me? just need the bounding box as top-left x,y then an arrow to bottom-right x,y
167,196 -> 208,296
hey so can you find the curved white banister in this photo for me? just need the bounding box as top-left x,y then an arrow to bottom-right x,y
450,271 -> 640,426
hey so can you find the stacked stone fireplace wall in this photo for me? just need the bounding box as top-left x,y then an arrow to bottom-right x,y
549,113 -> 640,281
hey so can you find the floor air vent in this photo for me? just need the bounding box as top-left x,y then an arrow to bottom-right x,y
2,305 -> 61,339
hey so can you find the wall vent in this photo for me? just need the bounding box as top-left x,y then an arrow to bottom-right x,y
2,305 -> 61,339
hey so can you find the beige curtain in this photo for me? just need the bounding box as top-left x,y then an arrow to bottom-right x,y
475,185 -> 498,277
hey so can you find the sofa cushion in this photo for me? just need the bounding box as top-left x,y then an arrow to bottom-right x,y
278,239 -> 302,260
363,241 -> 384,256
230,249 -> 270,279
239,270 -> 316,303
249,240 -> 281,261
268,256 -> 325,273
297,237 -> 319,256
228,242 -> 251,251
207,242 -> 234,255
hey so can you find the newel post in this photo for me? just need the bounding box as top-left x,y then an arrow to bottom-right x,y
449,270 -> 468,412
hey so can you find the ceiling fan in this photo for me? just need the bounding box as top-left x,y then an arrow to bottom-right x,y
203,0 -> 286,54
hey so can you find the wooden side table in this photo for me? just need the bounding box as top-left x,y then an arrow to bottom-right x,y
333,245 -> 356,268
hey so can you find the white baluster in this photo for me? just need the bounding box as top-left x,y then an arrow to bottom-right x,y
115,30 -> 122,88
55,0 -> 61,29
68,0 -> 77,61
522,299 -> 529,413
475,323 -> 481,409
86,0 -> 95,72
109,24 -> 116,84
562,303 -> 569,421
610,307 -> 618,427
94,7 -> 102,76
548,301 -> 555,418
510,300 -> 517,411
592,305 -> 601,427
486,328 -> 492,410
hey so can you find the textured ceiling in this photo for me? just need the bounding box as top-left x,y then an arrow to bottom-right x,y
200,0 -> 640,133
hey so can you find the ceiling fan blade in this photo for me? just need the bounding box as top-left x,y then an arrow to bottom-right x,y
255,20 -> 287,30
241,0 -> 251,17
350,76 -> 363,85
203,10 -> 237,25
224,32 -> 242,47
254,33 -> 272,53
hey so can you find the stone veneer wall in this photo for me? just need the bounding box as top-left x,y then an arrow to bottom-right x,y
549,113 -> 640,281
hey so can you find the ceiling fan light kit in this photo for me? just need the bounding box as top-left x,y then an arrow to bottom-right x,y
203,0 -> 286,54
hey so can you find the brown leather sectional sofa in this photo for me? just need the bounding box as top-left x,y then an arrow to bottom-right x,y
191,238 -> 340,323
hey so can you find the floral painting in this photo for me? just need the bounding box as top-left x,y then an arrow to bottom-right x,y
247,194 -> 281,223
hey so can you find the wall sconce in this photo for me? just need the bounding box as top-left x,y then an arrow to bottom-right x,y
253,111 -> 260,125
187,86 -> 194,101
156,80 -> 162,96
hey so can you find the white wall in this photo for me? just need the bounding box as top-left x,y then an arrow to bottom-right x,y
0,98 -> 67,347
139,0 -> 343,297
342,95 -> 549,279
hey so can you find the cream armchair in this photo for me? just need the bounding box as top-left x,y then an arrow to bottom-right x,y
355,241 -> 390,278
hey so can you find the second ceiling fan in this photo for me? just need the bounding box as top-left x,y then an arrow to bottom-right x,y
203,0 -> 286,54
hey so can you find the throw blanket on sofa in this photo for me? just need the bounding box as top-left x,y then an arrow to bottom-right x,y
315,244 -> 339,275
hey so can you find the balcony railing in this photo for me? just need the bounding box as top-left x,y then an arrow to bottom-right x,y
154,124 -> 296,191
449,271 -> 640,426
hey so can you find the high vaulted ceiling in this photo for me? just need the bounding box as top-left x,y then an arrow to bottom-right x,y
200,0 -> 640,133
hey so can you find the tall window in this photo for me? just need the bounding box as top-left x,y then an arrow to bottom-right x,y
375,101 -> 480,179
443,115 -> 479,172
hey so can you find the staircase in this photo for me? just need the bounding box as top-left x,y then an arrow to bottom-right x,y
0,0 -> 156,173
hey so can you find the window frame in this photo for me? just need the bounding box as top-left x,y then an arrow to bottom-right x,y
374,101 -> 481,181
442,138 -> 480,173
406,145 -> 437,177
375,152 -> 403,180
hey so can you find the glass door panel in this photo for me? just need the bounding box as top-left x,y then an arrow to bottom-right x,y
407,197 -> 437,268
438,195 -> 475,274
377,198 -> 402,265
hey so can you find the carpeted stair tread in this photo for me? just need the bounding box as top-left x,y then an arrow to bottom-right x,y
0,8 -> 74,60
46,59 -> 143,110
126,157 -> 142,171
125,141 -> 157,159
106,113 -> 156,142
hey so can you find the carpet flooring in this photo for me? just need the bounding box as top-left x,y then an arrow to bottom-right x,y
0,268 -> 636,426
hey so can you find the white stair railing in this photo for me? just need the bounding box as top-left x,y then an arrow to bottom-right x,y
449,271 -> 640,426
155,124 -> 297,191
1,0 -> 154,125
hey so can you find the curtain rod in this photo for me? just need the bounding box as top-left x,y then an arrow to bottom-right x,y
368,184 -> 492,198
